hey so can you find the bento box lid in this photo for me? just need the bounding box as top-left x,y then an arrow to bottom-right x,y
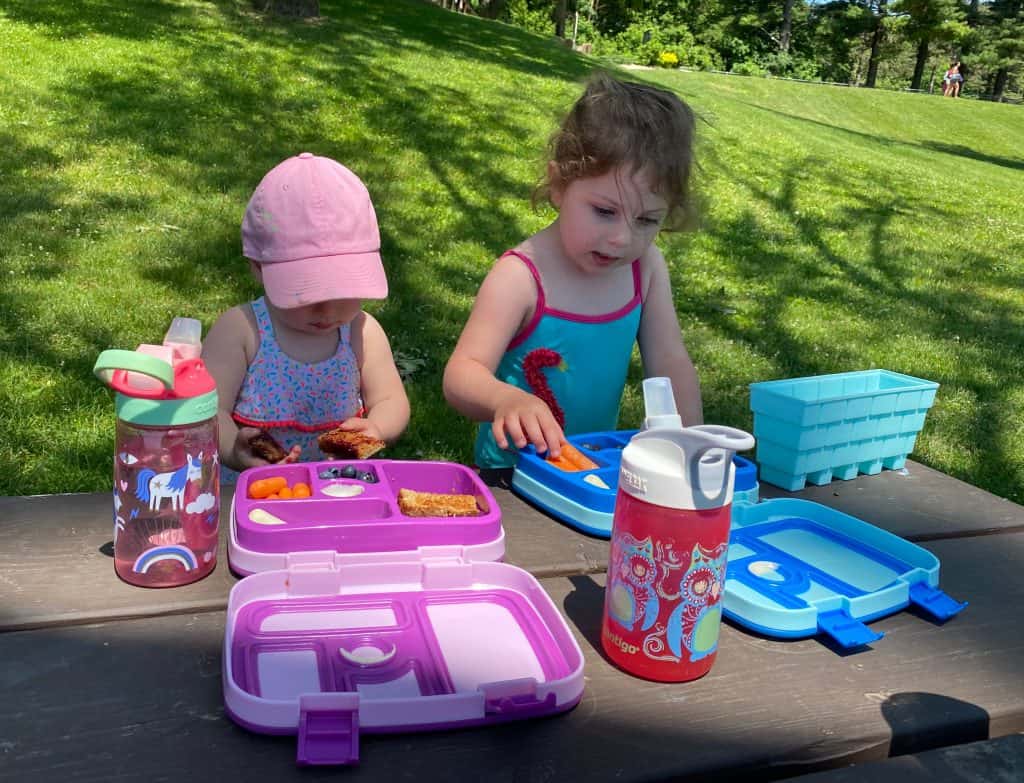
222,546 -> 584,765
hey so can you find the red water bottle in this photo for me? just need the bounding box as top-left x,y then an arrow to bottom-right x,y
601,378 -> 754,682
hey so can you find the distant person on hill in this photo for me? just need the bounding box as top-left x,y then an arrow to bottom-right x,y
443,72 -> 704,468
943,62 -> 962,98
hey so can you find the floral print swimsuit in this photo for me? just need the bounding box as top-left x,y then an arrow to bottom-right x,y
222,296 -> 362,482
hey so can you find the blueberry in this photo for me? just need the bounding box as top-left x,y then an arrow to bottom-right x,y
318,467 -> 343,479
340,465 -> 359,479
360,471 -> 378,483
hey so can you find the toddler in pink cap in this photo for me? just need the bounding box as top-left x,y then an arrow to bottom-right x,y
203,153 -> 410,477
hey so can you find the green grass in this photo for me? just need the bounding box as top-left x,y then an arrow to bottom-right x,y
2,0 -> 1023,502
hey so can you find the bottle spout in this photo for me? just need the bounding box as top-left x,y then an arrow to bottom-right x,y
642,377 -> 683,430
163,316 -> 203,362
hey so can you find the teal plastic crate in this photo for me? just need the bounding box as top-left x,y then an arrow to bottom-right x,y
750,370 -> 938,491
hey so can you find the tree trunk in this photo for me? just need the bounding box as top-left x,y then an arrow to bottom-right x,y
865,2 -> 886,88
992,68 -> 1009,102
910,38 -> 928,90
554,0 -> 567,38
967,0 -> 980,27
476,0 -> 509,18
256,0 -> 319,16
780,0 -> 795,53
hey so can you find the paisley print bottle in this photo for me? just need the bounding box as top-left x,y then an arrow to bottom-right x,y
601,378 -> 754,682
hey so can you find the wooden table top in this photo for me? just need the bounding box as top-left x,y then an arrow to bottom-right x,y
2,461 -> 1023,781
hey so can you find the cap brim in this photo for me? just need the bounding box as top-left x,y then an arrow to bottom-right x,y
260,251 -> 388,309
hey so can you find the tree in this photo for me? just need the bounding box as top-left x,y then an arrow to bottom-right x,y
554,0 -> 568,37
893,0 -> 967,91
980,0 -> 1024,100
781,0 -> 796,51
470,0 -> 510,17
863,0 -> 890,87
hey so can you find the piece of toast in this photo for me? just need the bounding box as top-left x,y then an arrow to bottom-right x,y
248,430 -> 288,463
397,489 -> 479,517
317,428 -> 386,460
546,441 -> 599,472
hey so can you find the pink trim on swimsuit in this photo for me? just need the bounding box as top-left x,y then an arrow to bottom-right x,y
504,250 -> 643,351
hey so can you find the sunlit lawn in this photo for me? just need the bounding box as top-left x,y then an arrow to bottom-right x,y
1,0 -> 1022,501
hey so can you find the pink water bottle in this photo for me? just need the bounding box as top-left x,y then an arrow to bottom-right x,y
601,378 -> 754,682
93,318 -> 220,588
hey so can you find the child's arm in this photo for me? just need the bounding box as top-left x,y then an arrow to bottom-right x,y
443,256 -> 564,458
637,248 -> 704,427
201,305 -> 300,472
343,312 -> 410,444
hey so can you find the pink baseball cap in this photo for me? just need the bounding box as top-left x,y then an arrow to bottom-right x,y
242,153 -> 387,308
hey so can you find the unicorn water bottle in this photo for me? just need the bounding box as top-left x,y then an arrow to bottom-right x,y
93,318 -> 220,588
601,378 -> 754,682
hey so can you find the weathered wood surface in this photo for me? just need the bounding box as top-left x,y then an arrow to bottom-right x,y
761,460 -> 1024,542
3,460 -> 1021,631
0,483 -> 608,632
784,733 -> 1024,782
2,534 -> 1021,783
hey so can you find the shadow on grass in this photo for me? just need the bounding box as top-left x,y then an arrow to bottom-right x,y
0,0 -> 597,493
686,144 -> 1024,500
1,0 -> 1023,504
734,99 -> 1024,174
920,141 -> 1024,172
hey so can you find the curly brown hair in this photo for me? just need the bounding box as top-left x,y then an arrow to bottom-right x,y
535,71 -> 696,231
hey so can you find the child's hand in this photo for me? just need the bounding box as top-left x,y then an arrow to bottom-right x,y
492,388 -> 564,459
233,427 -> 300,468
335,417 -> 385,443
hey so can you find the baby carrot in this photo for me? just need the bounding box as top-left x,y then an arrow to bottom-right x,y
546,442 -> 599,472
292,482 -> 311,498
277,486 -> 294,499
249,476 -> 288,499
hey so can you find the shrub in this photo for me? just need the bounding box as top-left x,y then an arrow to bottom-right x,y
680,44 -> 721,71
505,0 -> 553,36
658,51 -> 679,68
732,60 -> 767,77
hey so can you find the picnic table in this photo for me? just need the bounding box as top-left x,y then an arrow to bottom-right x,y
2,460 -> 1023,781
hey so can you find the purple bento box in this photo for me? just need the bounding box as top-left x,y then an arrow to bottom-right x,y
224,460 -> 586,766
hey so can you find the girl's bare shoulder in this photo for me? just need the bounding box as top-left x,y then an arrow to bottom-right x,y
638,243 -> 670,298
206,303 -> 259,358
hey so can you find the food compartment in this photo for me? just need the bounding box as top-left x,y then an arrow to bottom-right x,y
236,498 -> 395,553
231,595 -> 449,699
237,463 -> 317,503
423,591 -> 568,691
572,433 -> 631,457
381,460 -> 482,495
314,462 -> 381,489
381,461 -> 492,516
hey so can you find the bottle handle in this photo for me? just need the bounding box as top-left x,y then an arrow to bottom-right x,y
682,427 -> 755,508
93,349 -> 174,397
688,424 -> 756,454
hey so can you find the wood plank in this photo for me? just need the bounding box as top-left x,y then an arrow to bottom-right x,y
3,460 -> 1021,632
783,733 -> 1024,782
1,533 -> 1021,782
0,482 -> 608,632
761,460 -> 1024,542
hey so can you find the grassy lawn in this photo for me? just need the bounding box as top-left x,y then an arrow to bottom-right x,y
2,0 -> 1022,502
